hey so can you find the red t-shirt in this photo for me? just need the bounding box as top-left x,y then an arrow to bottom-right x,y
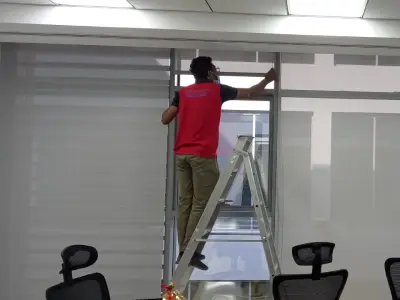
172,81 -> 238,158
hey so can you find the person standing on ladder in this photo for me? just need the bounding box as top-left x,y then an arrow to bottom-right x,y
161,56 -> 276,270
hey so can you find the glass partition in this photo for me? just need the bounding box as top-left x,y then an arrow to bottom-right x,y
279,52 -> 400,300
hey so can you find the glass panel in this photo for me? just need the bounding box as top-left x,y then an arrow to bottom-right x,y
282,53 -> 400,92
278,97 -> 400,299
254,114 -> 270,207
174,48 -> 274,287
179,53 -> 273,73
189,110 -> 271,282
219,112 -> 253,206
3,44 -> 169,300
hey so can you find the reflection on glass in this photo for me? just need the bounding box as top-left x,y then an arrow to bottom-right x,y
254,114 -> 270,208
218,112 -> 253,206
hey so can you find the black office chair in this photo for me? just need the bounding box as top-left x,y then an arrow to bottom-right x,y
273,242 -> 348,300
385,257 -> 400,299
46,244 -> 111,300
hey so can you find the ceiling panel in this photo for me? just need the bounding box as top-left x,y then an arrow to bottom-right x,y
0,0 -> 54,4
207,0 -> 287,15
363,0 -> 400,19
128,0 -> 211,12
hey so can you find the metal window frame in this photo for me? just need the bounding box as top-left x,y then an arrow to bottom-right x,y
0,42 -> 18,300
162,49 -> 178,286
268,53 -> 281,239
164,50 -> 400,291
281,89 -> 400,100
164,53 -> 281,289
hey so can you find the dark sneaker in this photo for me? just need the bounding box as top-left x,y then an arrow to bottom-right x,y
195,253 -> 206,260
176,252 -> 205,264
189,256 -> 208,271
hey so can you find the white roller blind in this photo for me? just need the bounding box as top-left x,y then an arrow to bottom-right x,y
3,44 -> 169,300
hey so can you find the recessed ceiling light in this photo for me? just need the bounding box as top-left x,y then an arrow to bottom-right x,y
287,0 -> 369,18
53,0 -> 133,8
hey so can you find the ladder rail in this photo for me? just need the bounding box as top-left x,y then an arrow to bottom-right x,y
243,153 -> 281,276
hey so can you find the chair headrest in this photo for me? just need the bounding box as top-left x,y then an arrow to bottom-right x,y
61,245 -> 98,272
292,242 -> 335,266
292,242 -> 335,280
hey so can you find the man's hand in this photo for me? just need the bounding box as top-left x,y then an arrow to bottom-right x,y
265,68 -> 277,82
236,68 -> 277,100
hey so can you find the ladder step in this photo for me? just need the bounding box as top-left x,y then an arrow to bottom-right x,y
195,238 -> 266,243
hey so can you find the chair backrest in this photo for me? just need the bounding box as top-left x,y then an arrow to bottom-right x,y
385,257 -> 400,300
46,245 -> 111,300
273,242 -> 348,300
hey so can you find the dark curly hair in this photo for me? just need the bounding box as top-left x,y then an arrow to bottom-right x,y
190,56 -> 214,81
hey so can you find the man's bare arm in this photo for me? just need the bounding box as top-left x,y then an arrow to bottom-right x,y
161,106 -> 178,125
236,68 -> 276,99
161,92 -> 179,125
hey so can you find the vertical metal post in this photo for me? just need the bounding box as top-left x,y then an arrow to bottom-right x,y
267,53 -> 282,237
0,43 -> 18,300
162,48 -> 178,286
172,50 -> 182,266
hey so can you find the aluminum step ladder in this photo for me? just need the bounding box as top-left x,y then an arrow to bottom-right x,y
171,135 -> 281,295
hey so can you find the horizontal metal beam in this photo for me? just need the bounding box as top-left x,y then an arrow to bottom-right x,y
281,89 -> 400,100
172,87 -> 400,101
174,86 -> 274,97
178,70 -> 267,77
209,232 -> 259,236
6,33 -> 400,56
222,110 -> 270,114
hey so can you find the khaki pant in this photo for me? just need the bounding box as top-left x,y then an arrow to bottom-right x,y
176,154 -> 220,252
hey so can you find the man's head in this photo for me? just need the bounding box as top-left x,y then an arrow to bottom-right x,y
190,56 -> 219,82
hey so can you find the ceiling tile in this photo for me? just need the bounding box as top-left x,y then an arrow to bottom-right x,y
207,0 -> 287,15
128,0 -> 211,12
0,0 -> 54,3
363,0 -> 400,19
